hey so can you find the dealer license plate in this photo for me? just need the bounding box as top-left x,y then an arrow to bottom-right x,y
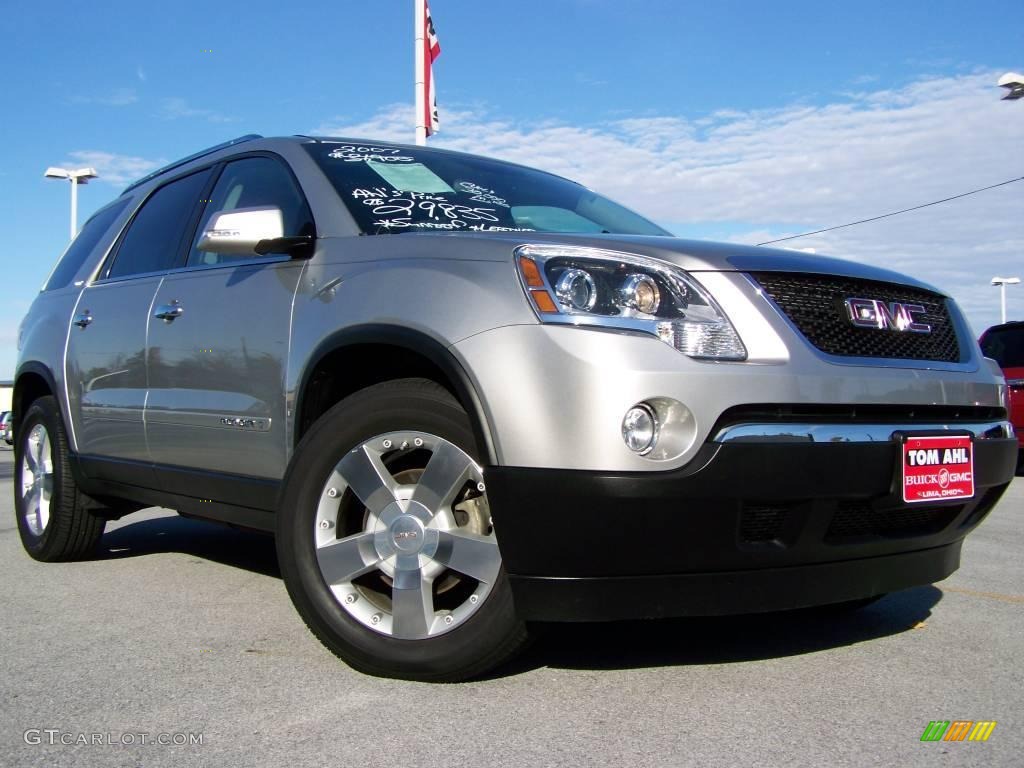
901,434 -> 975,504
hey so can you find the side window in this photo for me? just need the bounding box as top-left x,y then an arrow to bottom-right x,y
44,197 -> 131,290
188,156 -> 313,267
105,169 -> 211,280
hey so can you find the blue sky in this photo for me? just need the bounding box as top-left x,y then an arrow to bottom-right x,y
1,0 -> 1022,377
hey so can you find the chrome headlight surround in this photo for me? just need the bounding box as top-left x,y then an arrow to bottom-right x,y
515,244 -> 746,361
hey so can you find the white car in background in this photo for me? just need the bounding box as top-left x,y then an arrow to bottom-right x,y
1,411 -> 13,445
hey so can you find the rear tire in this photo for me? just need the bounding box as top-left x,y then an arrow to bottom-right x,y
15,396 -> 106,561
277,378 -> 528,681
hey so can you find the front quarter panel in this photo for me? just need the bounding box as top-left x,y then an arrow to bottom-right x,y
286,236 -> 537,453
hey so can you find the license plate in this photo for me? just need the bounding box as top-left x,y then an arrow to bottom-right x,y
901,435 -> 975,504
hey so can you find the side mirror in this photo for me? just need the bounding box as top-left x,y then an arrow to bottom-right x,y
198,207 -> 284,254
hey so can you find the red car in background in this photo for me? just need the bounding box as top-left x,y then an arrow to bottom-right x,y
980,321 -> 1024,469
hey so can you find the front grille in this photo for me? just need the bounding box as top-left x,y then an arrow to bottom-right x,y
826,501 -> 962,541
750,272 -> 962,362
740,505 -> 789,543
958,486 -> 1004,529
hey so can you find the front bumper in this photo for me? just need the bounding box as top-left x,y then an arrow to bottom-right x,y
453,319 -> 1007,473
485,436 -> 1018,622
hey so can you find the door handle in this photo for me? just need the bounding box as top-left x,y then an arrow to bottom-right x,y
73,311 -> 93,328
153,302 -> 184,322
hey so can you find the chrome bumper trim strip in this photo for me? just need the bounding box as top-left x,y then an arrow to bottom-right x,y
712,421 -> 1015,444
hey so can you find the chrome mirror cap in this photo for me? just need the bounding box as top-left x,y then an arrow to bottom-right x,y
197,206 -> 284,254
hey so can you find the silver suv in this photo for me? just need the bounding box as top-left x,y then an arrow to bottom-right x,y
14,135 -> 1018,681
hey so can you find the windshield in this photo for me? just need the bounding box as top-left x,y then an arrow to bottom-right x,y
981,326 -> 1024,368
303,142 -> 670,236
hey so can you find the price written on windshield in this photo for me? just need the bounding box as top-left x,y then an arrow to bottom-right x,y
328,146 -> 414,163
351,188 -> 501,230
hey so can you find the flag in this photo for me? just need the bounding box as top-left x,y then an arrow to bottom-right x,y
423,0 -> 441,135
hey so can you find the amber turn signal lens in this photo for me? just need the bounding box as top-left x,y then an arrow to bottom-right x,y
518,256 -> 545,288
530,289 -> 558,313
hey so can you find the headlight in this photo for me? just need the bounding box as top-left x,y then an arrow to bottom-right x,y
619,274 -> 660,314
515,244 -> 746,360
555,268 -> 598,311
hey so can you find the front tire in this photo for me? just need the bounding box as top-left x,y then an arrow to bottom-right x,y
15,396 -> 106,561
277,379 -> 528,681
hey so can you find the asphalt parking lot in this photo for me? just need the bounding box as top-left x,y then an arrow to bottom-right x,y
1,445 -> 1021,768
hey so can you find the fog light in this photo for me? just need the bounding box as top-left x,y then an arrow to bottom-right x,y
622,404 -> 659,455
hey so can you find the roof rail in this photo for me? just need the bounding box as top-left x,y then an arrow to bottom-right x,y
122,134 -> 263,194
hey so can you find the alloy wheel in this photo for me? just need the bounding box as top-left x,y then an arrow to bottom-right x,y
21,424 -> 53,537
314,430 -> 502,640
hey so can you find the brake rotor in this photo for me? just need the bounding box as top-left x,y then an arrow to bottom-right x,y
367,467 -> 490,596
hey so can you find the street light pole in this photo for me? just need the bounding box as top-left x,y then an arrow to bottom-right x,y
993,76 -> 1022,325
991,276 -> 1021,324
44,166 -> 99,238
70,176 -> 78,240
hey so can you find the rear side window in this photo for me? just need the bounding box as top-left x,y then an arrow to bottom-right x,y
105,169 -> 211,280
44,198 -> 131,290
981,327 -> 1024,367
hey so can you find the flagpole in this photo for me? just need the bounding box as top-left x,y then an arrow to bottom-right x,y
414,0 -> 427,145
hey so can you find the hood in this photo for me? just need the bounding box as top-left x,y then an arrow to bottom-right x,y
387,231 -> 948,296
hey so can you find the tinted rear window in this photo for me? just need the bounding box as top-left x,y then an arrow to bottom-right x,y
981,326 -> 1024,367
44,198 -> 131,291
303,142 -> 668,237
106,169 -> 211,280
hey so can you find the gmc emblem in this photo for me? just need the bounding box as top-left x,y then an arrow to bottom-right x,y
844,298 -> 932,333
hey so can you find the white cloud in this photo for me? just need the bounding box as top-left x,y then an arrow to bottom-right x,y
73,87 -> 138,106
158,97 -> 234,123
137,66 -> 146,82
63,151 -> 166,186
314,71 -> 1021,332
313,105 -> 413,142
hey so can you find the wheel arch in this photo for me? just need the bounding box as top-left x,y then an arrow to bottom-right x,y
13,362 -> 58,434
293,325 -> 499,465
